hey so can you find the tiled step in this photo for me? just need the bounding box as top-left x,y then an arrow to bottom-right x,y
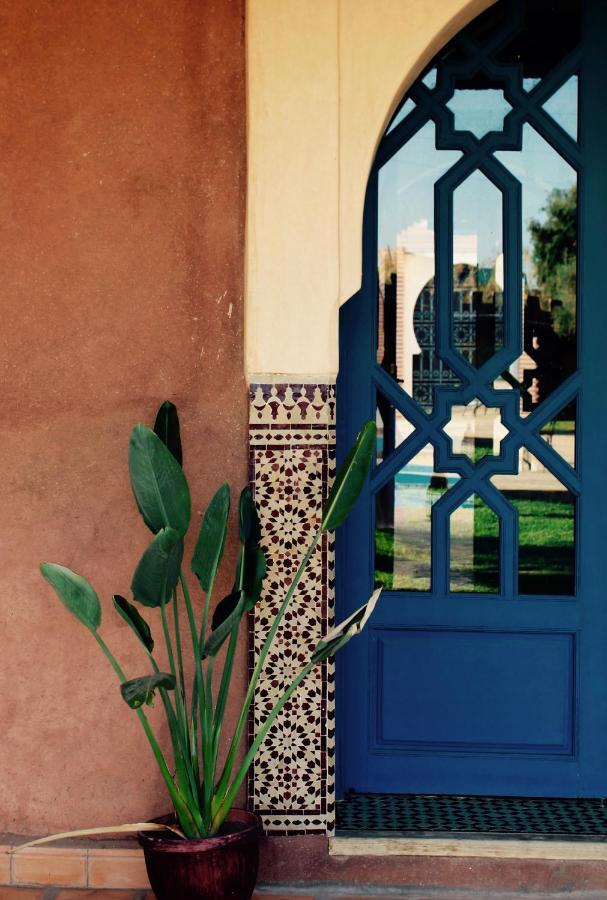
4,834 -> 607,896
2,887 -> 607,900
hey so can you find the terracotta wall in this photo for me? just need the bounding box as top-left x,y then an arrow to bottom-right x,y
0,0 -> 246,832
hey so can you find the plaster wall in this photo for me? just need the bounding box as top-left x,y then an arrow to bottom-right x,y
0,0 -> 246,832
246,0 -> 494,379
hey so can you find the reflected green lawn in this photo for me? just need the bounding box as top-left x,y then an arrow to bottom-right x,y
375,495 -> 574,594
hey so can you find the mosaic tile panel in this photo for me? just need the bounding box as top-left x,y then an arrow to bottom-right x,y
248,383 -> 336,835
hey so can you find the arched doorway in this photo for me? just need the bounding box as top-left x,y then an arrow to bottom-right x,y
337,0 -> 607,797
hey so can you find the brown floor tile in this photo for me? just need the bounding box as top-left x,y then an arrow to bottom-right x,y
252,895 -> 315,899
54,892 -> 140,899
11,849 -> 86,888
0,847 -> 10,886
87,851 -> 148,890
0,890 -> 48,899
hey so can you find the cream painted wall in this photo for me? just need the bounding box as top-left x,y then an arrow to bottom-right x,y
246,0 -> 494,379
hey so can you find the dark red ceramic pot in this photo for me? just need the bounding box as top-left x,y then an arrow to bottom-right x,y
138,809 -> 261,900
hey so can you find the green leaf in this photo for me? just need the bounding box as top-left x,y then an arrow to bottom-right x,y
153,401 -> 183,467
241,547 -> 266,611
236,487 -> 265,609
191,482 -> 230,591
131,528 -> 184,608
128,425 -> 191,537
238,487 -> 261,545
321,421 -> 376,532
311,588 -> 381,663
120,673 -> 176,709
113,595 -> 154,653
211,589 -> 241,632
202,591 -> 247,658
40,563 -> 101,632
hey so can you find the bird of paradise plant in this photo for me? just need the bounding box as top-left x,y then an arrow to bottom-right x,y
23,402 -> 378,844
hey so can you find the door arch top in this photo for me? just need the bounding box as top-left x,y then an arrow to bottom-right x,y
338,0 -> 495,306
246,0 -> 495,380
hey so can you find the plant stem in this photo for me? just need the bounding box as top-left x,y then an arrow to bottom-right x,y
145,650 -> 195,807
180,569 -> 211,828
93,632 -> 200,837
211,658 -> 316,833
161,599 -> 189,754
212,623 -> 239,760
199,569 -> 217,652
202,656 -> 216,816
191,562 -> 219,730
212,531 -> 321,814
172,588 -> 188,725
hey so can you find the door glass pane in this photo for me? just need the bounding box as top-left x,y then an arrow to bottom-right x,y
492,449 -> 576,595
373,0 -> 581,604
539,398 -> 576,470
452,170 -> 504,368
444,399 -> 508,463
450,494 -> 500,593
494,125 -> 577,415
447,88 -> 512,139
376,395 -> 415,464
375,444 -> 459,591
495,0 -> 580,78
542,75 -> 578,141
386,98 -> 416,134
377,122 -> 462,408
422,68 -> 437,90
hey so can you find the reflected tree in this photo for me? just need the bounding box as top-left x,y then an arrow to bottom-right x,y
529,184 -> 577,337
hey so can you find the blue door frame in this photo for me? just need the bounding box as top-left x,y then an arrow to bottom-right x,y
336,0 -> 607,798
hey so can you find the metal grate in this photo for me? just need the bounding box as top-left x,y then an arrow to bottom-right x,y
336,793 -> 607,838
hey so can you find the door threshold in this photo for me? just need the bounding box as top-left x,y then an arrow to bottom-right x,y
333,793 -> 607,858
329,834 -> 607,859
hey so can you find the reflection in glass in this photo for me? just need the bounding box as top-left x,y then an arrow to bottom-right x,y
539,400 -> 576,470
386,98 -> 416,134
450,494 -> 500,593
422,68 -> 437,90
376,397 -> 415,464
452,170 -> 504,367
447,88 -> 512,138
375,444 -> 459,591
542,76 -> 578,141
444,400 -> 508,463
523,78 -> 541,92
492,449 -> 575,595
377,122 -> 461,410
495,0 -> 580,78
494,125 -> 577,414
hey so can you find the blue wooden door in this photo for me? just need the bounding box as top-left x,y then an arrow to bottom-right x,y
337,0 -> 607,796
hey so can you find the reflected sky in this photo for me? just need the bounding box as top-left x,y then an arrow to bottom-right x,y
380,85 -> 577,260
453,170 -> 502,268
378,122 -> 461,249
386,98 -> 416,134
447,88 -> 512,139
495,123 -> 576,270
542,76 -> 578,140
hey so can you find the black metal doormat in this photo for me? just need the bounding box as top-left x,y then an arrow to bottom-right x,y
336,793 -> 607,838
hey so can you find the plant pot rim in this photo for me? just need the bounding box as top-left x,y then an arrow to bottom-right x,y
138,808 -> 262,853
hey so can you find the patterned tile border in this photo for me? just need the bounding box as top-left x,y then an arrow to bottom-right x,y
248,383 -> 336,835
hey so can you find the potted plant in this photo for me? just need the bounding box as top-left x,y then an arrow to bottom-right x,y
17,402 -> 379,900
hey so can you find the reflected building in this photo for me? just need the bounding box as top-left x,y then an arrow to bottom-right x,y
378,219 -> 504,412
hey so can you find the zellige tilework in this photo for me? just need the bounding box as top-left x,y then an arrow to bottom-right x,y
248,384 -> 336,835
